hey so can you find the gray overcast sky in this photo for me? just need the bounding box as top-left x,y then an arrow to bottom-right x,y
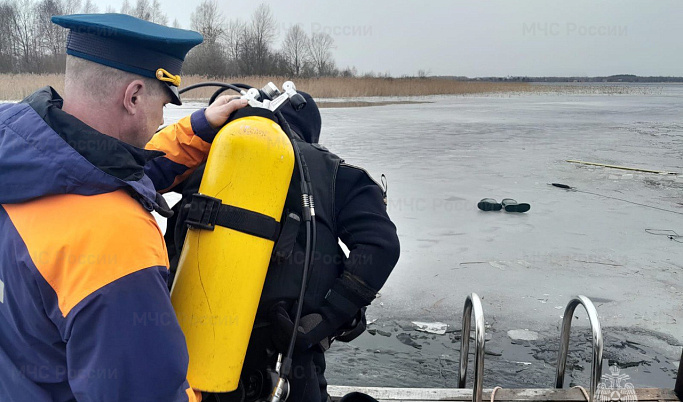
95,0 -> 683,77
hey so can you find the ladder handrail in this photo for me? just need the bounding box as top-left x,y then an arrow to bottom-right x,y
457,293 -> 486,402
555,295 -> 604,402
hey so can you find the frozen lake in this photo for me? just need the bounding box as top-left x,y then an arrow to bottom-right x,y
160,84 -> 682,389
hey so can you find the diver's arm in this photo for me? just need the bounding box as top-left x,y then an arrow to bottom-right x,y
335,164 -> 400,291
293,164 -> 400,344
270,164 -> 400,350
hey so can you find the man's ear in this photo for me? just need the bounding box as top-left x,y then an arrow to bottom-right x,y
123,80 -> 145,115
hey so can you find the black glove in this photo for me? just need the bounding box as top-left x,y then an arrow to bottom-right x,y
269,301 -> 348,353
334,307 -> 367,343
269,272 -> 378,352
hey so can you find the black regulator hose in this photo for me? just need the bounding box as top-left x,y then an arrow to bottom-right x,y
207,83 -> 258,105
274,112 -> 317,384
178,82 -> 246,96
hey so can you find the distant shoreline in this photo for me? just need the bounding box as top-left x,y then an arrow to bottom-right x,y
436,74 -> 683,83
0,74 -> 671,102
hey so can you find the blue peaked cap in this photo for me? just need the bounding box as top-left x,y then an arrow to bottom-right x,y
52,13 -> 203,105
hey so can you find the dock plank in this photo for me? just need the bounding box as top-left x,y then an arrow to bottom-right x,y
328,386 -> 679,402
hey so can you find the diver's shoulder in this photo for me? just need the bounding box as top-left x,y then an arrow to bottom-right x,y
339,162 -> 384,188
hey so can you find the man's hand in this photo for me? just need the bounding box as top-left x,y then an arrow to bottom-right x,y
204,96 -> 249,130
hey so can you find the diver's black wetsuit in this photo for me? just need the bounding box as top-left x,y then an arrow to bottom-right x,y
165,93 -> 400,402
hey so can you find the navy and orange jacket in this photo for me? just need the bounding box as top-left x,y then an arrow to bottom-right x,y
0,87 -> 215,401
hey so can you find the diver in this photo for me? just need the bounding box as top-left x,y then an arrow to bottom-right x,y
165,91 -> 401,402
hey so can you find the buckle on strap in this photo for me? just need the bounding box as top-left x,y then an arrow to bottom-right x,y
186,193 -> 221,230
185,193 -> 282,241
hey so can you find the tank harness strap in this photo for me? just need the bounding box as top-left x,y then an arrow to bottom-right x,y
185,193 -> 281,241
272,212 -> 301,261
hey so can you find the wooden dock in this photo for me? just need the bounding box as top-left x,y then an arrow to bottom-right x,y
328,386 -> 679,402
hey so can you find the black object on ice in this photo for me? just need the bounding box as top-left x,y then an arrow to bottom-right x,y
502,198 -> 531,213
396,333 -> 422,349
477,198 -> 502,211
339,392 -> 380,402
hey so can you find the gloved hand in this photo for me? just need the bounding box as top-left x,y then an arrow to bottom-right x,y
269,301 -> 352,353
269,272 -> 378,353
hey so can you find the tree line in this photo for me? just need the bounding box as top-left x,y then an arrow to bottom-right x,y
184,1 -> 346,77
0,0 -> 349,77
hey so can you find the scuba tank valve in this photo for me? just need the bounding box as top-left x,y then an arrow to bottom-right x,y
241,81 -> 307,113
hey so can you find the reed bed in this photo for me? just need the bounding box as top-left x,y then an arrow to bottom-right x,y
178,75 -> 539,99
0,74 -> 66,101
0,73 -> 659,101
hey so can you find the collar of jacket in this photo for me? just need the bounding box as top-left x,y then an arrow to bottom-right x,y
25,87 -> 163,181
8,87 -> 166,213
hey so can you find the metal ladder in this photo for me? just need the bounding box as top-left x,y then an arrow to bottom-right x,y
458,293 -> 486,402
457,294 -> 603,402
555,295 -> 604,402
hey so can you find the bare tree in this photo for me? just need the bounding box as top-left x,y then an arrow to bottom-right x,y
133,0 -> 150,20
308,32 -> 335,76
148,0 -> 167,25
31,0 -> 66,72
184,0 -> 228,77
248,3 -> 276,74
120,0 -> 132,15
0,0 -> 347,76
62,0 -> 81,14
171,18 -> 181,29
190,0 -> 223,44
11,0 -> 41,72
34,0 -> 64,55
223,18 -> 245,61
250,3 -> 276,49
281,24 -> 309,77
105,5 -> 116,13
0,2 -> 18,72
81,0 -> 98,13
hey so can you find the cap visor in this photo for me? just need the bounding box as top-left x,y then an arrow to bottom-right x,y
166,84 -> 182,105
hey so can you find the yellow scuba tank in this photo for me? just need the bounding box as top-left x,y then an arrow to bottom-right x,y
170,108 -> 295,392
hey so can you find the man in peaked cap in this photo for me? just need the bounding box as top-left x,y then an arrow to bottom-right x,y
0,14 -> 247,401
54,13 -> 195,106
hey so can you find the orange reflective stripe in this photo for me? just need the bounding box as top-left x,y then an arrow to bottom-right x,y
146,116 -> 210,169
4,191 -> 169,317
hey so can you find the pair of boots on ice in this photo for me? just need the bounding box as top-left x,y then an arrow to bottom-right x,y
477,198 -> 530,213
